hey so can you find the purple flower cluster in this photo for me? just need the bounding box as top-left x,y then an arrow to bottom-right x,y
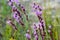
32,3 -> 45,31
7,0 -> 25,26
32,3 -> 42,16
19,4 -> 28,20
32,3 -> 46,40
12,7 -> 24,26
6,19 -> 17,30
8,0 -> 28,20
33,24 -> 38,40
32,23 -> 45,40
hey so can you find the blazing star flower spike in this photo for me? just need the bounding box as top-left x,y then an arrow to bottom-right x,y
13,13 -> 24,26
13,13 -> 20,22
33,30 -> 38,40
13,11 -> 21,19
20,5 -> 28,21
6,19 -> 17,30
13,0 -> 20,5
13,11 -> 18,19
39,24 -> 43,30
12,6 -> 22,18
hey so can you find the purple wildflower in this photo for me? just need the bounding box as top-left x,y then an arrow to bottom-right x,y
32,3 -> 38,9
12,5 -> 17,12
20,5 -> 28,21
13,12 -> 24,26
6,19 -> 17,30
35,10 -> 42,15
39,23 -> 43,30
32,3 -> 43,21
41,20 -> 45,31
25,33 -> 31,40
39,23 -> 43,35
38,22 -> 46,40
25,30 -> 31,40
32,3 -> 42,11
21,5 -> 25,12
12,5 -> 22,18
13,14 -> 20,22
9,0 -> 28,21
34,30 -> 38,40
32,23 -> 39,40
32,3 -> 46,40
34,24 -> 37,30
18,4 -> 28,20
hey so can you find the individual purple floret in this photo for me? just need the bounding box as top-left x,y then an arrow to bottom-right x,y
35,10 -> 42,15
25,30 -> 31,40
40,20 -> 45,31
8,0 -> 13,6
34,24 -> 37,30
13,12 -> 20,22
39,23 -> 43,30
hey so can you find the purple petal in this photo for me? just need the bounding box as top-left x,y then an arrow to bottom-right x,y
25,33 -> 31,39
